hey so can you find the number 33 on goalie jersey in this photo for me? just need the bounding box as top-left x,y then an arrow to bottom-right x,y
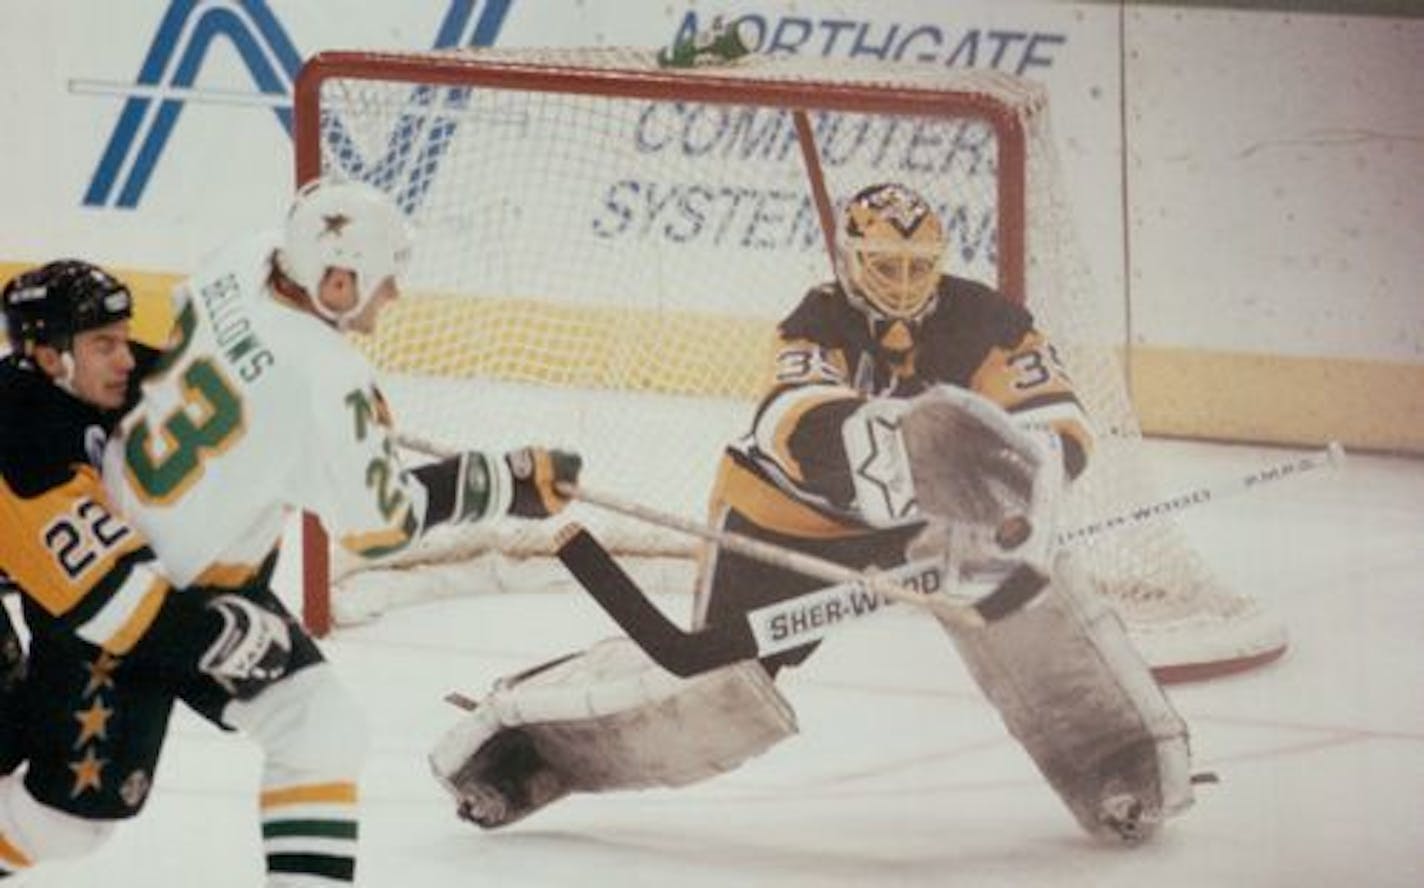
101,232 -> 428,588
720,274 -> 1093,535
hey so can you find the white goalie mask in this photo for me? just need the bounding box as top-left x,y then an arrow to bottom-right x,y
276,178 -> 413,327
835,182 -> 945,322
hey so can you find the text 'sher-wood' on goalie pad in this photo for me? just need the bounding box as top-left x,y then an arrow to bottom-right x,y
295,46 -> 1288,680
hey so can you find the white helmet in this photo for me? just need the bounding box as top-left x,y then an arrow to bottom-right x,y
276,178 -> 413,326
835,182 -> 945,321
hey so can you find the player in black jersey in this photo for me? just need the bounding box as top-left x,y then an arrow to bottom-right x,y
0,261 -> 310,879
671,186 -> 1190,842
0,260 -> 147,778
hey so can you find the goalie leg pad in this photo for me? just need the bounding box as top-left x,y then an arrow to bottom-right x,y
430,638 -> 797,828
938,553 -> 1193,843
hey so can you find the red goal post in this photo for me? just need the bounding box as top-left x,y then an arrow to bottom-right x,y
291,47 -> 1286,682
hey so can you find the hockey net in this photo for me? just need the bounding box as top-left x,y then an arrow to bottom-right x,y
293,47 -> 1286,681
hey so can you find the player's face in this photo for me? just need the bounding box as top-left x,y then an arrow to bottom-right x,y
317,269 -> 398,334
856,242 -> 941,319
317,268 -> 359,319
67,320 -> 136,411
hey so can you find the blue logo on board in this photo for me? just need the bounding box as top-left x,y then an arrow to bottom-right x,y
83,0 -> 512,209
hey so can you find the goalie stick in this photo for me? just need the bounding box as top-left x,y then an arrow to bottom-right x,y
554,523 -> 1047,677
552,443 -> 1345,677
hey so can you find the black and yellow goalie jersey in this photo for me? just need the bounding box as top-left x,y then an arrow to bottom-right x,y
0,358 -> 171,654
714,274 -> 1092,540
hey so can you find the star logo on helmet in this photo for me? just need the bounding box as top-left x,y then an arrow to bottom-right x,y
320,213 -> 352,238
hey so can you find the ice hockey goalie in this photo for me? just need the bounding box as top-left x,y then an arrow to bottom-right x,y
429,385 -> 1192,842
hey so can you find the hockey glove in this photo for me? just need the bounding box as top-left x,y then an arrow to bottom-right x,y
506,448 -> 582,519
197,594 -> 293,700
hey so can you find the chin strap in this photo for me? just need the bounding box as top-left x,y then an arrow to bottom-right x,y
8,342 -> 79,394
268,263 -> 344,330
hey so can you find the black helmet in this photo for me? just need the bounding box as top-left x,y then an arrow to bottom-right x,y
2,260 -> 133,355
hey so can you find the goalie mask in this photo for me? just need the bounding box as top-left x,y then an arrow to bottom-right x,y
276,178 -> 413,327
835,183 -> 945,322
2,260 -> 133,357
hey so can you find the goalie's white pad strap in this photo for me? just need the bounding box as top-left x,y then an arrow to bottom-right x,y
937,552 -> 1192,842
431,638 -> 796,794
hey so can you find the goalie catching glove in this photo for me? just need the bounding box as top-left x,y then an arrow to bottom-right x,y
843,384 -> 1065,572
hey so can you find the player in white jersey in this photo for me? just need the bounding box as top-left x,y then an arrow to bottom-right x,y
102,178 -> 580,886
0,181 -> 579,886
102,198 -> 535,585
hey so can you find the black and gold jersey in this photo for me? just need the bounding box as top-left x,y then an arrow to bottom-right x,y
0,358 -> 171,654
715,275 -> 1092,539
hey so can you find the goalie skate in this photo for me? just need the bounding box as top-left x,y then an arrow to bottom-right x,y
447,727 -> 569,829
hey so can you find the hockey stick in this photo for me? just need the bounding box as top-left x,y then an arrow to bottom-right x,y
554,523 -> 1046,677
557,482 -> 1020,623
566,441 -> 1347,563
399,429 -> 1344,585
1054,441 -> 1346,546
553,442 -> 1345,676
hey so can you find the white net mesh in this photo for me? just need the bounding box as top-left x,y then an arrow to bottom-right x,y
301,47 -> 1284,677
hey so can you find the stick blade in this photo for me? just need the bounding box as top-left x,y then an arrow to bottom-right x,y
555,525 -> 756,676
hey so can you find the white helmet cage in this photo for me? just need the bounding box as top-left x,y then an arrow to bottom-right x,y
834,182 -> 946,322
277,178 -> 413,326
